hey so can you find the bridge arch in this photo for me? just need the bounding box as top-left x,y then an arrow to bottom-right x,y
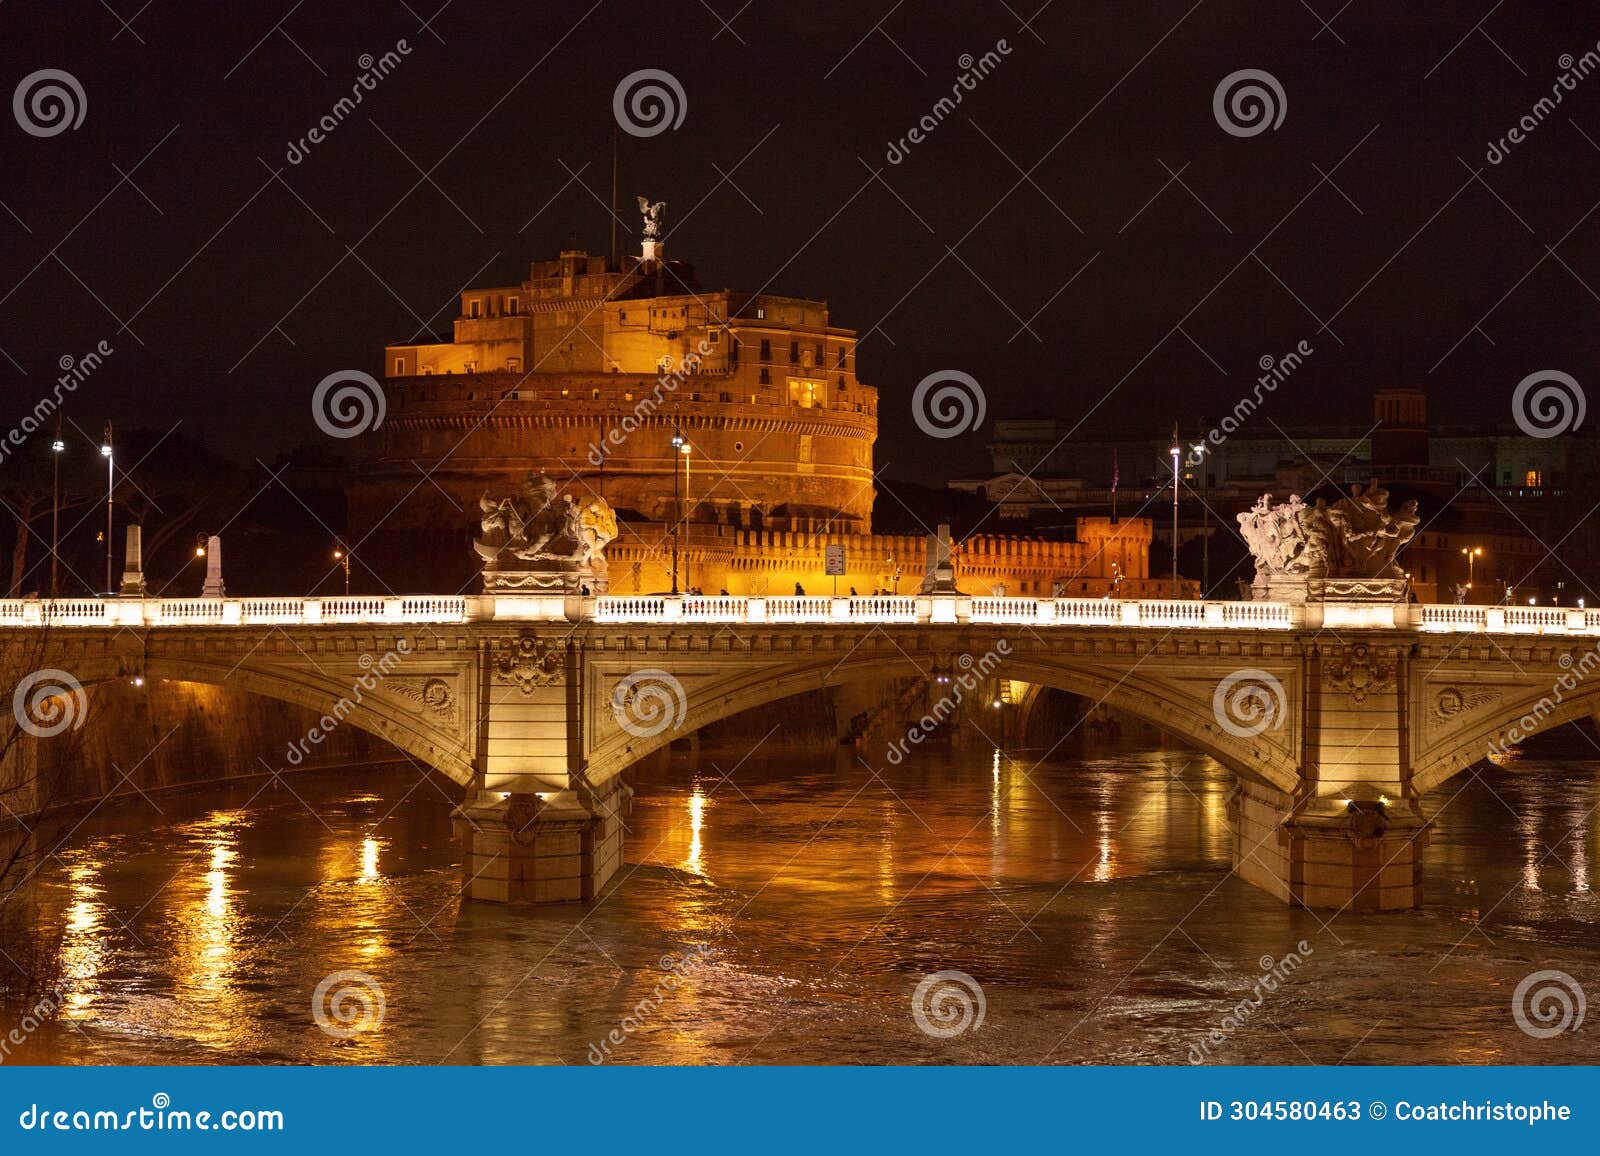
1413,680 -> 1600,795
583,648 -> 1301,794
60,651 -> 476,787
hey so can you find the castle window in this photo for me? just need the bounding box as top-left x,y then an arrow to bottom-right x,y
789,341 -> 799,364
759,339 -> 771,361
468,299 -> 481,318
508,296 -> 519,314
592,389 -> 600,400
755,307 -> 766,320
759,368 -> 770,384
1526,469 -> 1542,487
394,357 -> 406,375
506,357 -> 520,372
708,329 -> 721,344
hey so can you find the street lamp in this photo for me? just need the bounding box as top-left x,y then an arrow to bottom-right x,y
1461,545 -> 1483,594
50,431 -> 65,597
1168,429 -> 1180,599
670,425 -> 686,594
100,425 -> 113,596
333,544 -> 351,596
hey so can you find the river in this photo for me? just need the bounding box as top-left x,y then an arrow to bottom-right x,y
3,741 -> 1597,1065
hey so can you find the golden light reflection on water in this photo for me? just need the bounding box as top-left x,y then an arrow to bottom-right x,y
682,788 -> 707,874
59,856 -> 107,1015
361,836 -> 381,881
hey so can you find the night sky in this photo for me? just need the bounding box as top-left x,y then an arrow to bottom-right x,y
4,1 -> 1599,485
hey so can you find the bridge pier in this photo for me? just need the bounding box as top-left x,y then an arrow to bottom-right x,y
455,779 -> 631,903
1231,780 -> 1427,911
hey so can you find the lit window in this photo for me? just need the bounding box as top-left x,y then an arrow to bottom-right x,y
1525,469 -> 1542,487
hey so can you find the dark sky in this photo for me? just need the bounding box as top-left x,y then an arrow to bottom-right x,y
4,1 -> 1599,485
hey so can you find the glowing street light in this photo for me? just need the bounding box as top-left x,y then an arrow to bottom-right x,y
100,426 -> 113,595
50,430 -> 65,596
1168,429 -> 1180,599
333,544 -> 351,596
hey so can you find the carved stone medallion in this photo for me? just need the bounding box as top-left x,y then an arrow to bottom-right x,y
1325,643 -> 1397,702
494,630 -> 564,693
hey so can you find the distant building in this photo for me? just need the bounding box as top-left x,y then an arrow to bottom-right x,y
951,388 -> 1585,604
346,225 -> 1175,597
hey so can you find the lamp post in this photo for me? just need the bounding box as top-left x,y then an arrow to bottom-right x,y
670,425 -> 685,594
681,436 -> 693,593
1461,545 -> 1483,596
333,544 -> 351,596
1168,428 -> 1180,599
50,429 -> 65,596
100,424 -> 113,596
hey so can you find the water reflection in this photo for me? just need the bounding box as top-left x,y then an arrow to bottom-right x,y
4,750 -> 1600,1065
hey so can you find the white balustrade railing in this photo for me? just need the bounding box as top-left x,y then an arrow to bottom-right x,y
0,594 -> 1596,634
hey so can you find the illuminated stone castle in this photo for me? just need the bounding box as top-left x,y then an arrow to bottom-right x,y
349,210 -> 1166,596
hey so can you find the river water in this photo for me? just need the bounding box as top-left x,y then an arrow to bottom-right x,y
3,742 -> 1598,1065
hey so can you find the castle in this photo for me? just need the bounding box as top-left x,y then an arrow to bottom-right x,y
347,206 -> 1169,597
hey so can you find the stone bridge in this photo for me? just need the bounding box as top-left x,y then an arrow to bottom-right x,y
5,592 -> 1597,912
